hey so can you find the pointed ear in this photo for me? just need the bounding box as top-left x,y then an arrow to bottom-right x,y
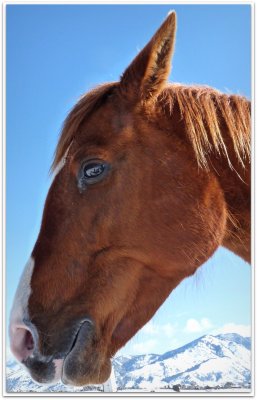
120,12 -> 177,102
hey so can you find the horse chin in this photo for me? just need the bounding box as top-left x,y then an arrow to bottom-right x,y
62,355 -> 111,386
61,321 -> 111,386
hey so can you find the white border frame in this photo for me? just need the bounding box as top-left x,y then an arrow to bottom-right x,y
1,1 -> 255,398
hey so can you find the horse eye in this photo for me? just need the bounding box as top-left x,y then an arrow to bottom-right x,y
78,160 -> 110,190
84,162 -> 105,178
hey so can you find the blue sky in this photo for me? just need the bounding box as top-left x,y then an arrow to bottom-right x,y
6,4 -> 251,356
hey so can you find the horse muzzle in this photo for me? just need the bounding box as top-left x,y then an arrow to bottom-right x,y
9,317 -> 101,385
61,320 -> 112,386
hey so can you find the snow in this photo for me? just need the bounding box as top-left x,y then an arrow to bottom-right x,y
6,333 -> 251,393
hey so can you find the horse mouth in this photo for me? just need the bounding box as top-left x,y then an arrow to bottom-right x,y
23,318 -> 112,386
61,319 -> 111,386
68,319 -> 93,355
65,319 -> 94,360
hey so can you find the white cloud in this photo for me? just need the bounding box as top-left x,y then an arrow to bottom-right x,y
184,318 -> 213,333
162,323 -> 176,337
211,323 -> 251,337
141,321 -> 159,335
201,318 -> 213,329
131,339 -> 157,354
140,321 -> 176,337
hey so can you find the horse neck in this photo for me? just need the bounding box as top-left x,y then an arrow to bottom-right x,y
159,91 -> 251,263
209,138 -> 251,263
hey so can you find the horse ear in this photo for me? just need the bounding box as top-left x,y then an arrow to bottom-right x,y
120,12 -> 177,102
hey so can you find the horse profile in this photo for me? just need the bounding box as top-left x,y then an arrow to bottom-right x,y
9,12 -> 250,386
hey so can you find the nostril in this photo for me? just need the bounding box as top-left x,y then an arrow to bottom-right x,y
24,329 -> 34,351
10,325 -> 35,363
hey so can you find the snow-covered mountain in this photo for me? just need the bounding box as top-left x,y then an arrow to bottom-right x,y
113,333 -> 251,390
6,333 -> 251,392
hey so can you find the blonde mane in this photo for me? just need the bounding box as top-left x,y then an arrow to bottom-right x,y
161,84 -> 251,170
51,83 -> 117,171
52,83 -> 251,173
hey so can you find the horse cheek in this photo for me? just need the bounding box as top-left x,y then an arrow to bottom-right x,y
197,177 -> 227,265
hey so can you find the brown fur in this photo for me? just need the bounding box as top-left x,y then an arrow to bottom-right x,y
22,12 -> 250,385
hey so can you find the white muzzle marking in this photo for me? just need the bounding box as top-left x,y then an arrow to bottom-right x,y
9,257 -> 35,334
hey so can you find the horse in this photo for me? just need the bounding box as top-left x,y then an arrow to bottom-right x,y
9,12 -> 250,387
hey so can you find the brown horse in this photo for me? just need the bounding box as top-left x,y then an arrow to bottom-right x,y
9,12 -> 250,386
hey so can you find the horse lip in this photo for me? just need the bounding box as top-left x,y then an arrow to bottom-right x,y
61,318 -> 113,386
64,318 -> 94,360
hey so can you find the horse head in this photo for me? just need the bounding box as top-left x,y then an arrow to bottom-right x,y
10,12 -> 238,386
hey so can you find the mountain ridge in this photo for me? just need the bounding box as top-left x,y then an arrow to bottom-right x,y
6,332 -> 251,392
113,333 -> 251,390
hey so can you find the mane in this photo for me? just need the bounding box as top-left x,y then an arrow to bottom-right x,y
52,82 -> 251,173
160,84 -> 251,170
51,82 -> 117,171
